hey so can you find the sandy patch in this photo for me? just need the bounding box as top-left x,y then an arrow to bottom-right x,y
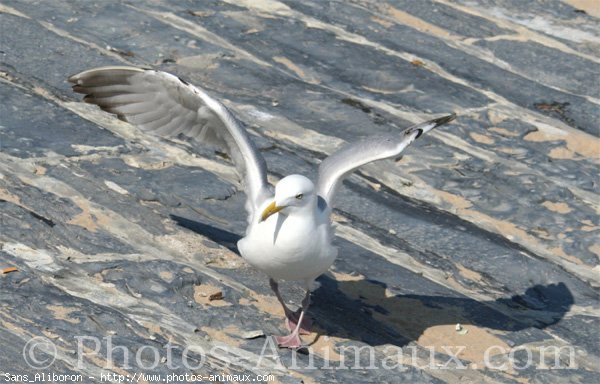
549,147 -> 575,159
488,127 -> 520,137
156,231 -> 244,269
201,324 -> 242,346
524,127 -> 599,159
581,225 -> 599,232
331,270 -> 365,282
541,201 -> 572,214
306,331 -> 343,362
487,110 -> 508,125
239,294 -> 284,317
370,16 -> 393,28
386,5 -> 454,39
122,155 -> 174,170
67,198 -> 111,232
548,246 -> 583,265
564,0 -> 600,18
159,271 -> 174,282
0,188 -> 22,206
139,320 -> 162,336
273,56 -> 320,84
469,132 -> 495,145
497,146 -> 526,155
46,305 -> 79,324
435,189 -> 473,210
417,324 -> 509,366
34,165 -> 47,175
456,264 -> 483,282
67,211 -> 98,232
194,284 -> 231,307
205,250 -> 245,269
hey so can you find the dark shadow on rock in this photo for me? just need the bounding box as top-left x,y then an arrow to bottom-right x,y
170,214 -> 241,253
497,284 -> 575,313
311,275 -> 574,347
170,214 -> 574,347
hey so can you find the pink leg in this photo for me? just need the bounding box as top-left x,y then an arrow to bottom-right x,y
285,294 -> 313,335
275,308 -> 306,348
269,279 -> 313,334
275,291 -> 310,348
269,281 -> 314,348
275,290 -> 310,349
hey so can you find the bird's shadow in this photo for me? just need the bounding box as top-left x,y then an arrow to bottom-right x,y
171,215 -> 573,348
311,276 -> 573,348
172,214 -> 241,253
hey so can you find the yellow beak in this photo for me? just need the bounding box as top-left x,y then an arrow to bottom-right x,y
260,201 -> 285,222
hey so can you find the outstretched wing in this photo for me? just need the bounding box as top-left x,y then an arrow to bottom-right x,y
69,66 -> 271,213
316,114 -> 456,208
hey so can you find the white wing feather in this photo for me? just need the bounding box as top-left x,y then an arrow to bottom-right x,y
69,66 -> 271,215
317,114 -> 456,208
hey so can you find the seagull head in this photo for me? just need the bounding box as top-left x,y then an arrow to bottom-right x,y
260,175 -> 316,222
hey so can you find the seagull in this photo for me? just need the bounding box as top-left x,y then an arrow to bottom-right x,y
69,66 -> 456,348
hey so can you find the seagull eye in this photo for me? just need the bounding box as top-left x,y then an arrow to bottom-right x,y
295,193 -> 303,200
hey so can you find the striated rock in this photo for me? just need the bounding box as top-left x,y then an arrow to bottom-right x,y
0,0 -> 598,382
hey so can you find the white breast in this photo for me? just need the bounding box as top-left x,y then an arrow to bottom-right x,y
238,211 -> 337,282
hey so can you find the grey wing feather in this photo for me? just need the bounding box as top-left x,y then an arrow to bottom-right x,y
316,114 -> 456,209
69,66 -> 271,215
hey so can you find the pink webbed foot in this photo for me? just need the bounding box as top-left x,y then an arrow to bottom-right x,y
286,309 -> 313,335
274,333 -> 303,349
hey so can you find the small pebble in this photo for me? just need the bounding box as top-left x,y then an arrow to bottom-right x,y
242,330 -> 265,339
456,323 -> 468,335
209,291 -> 224,301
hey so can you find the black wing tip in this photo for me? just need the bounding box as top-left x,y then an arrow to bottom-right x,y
433,113 -> 457,127
410,113 -> 456,139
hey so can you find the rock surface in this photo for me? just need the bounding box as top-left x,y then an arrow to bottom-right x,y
0,0 -> 598,383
